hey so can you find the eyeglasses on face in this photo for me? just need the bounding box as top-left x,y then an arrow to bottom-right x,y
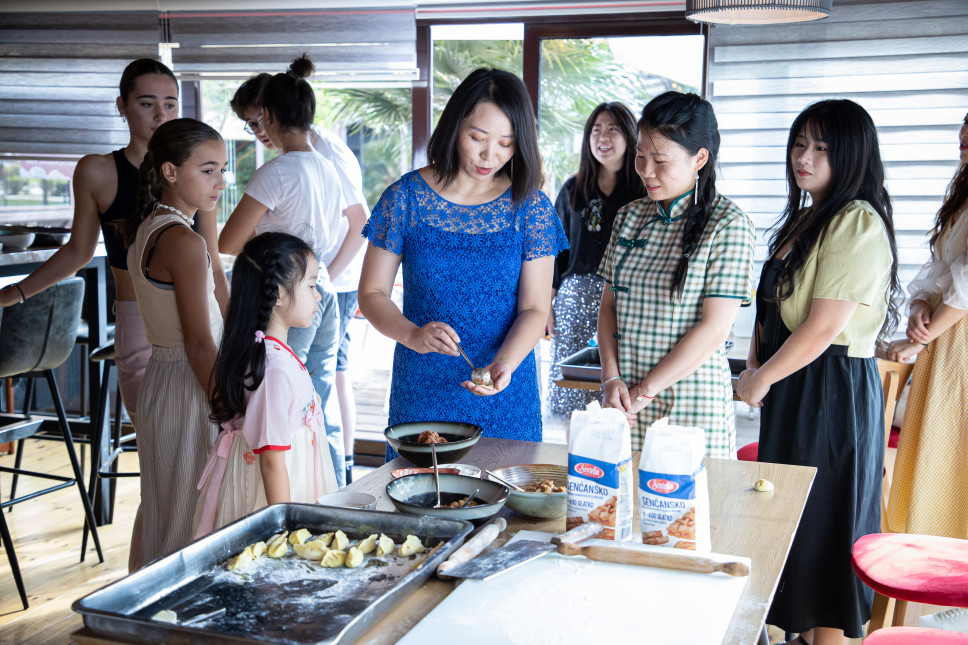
243,118 -> 264,135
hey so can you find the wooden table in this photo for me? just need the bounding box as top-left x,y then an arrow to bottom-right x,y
345,437 -> 815,645
73,437 -> 814,645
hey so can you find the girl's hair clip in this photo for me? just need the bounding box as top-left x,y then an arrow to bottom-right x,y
254,330 -> 266,344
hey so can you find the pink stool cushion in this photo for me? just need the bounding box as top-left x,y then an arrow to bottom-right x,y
737,442 -> 758,461
863,627 -> 968,644
852,533 -> 968,607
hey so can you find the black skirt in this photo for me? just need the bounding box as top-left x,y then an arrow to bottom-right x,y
756,259 -> 883,638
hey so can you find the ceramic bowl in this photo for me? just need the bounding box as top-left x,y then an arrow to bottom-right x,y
386,473 -> 508,526
488,464 -> 568,520
0,233 -> 35,251
316,491 -> 378,510
391,467 -> 460,479
384,421 -> 482,467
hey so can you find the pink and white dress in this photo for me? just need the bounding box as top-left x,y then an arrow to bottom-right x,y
193,337 -> 339,537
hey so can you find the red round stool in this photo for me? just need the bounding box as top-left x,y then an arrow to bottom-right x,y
863,627 -> 968,644
852,533 -> 968,633
737,441 -> 758,461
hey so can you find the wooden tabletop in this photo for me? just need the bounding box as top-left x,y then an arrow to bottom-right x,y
345,437 -> 815,645
73,437 -> 815,645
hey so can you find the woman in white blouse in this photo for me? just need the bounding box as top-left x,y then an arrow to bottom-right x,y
887,111 -> 968,539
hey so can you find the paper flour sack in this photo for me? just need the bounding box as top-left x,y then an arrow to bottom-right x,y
638,418 -> 710,552
566,402 -> 634,541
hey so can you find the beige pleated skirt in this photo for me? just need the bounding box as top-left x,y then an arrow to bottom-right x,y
132,345 -> 218,569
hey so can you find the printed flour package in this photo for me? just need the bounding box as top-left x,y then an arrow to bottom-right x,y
566,402 -> 634,541
638,418 -> 711,552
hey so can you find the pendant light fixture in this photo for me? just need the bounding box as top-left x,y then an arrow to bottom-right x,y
686,0 -> 833,25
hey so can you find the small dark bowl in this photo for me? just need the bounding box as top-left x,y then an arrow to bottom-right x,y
384,421 -> 482,467
386,473 -> 508,526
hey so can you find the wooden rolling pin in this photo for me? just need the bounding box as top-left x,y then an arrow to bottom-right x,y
555,542 -> 750,577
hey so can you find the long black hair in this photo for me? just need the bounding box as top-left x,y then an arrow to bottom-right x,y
126,118 -> 223,246
210,232 -> 315,424
261,54 -> 316,131
929,113 -> 968,253
427,67 -> 543,205
768,99 -> 902,336
638,91 -> 720,301
571,101 -> 642,212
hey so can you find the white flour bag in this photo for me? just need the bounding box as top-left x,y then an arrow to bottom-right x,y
566,402 -> 634,541
638,417 -> 711,552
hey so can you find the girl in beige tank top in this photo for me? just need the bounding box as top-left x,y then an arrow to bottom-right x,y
125,119 -> 228,570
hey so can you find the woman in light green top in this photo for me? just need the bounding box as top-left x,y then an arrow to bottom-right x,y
736,99 -> 902,645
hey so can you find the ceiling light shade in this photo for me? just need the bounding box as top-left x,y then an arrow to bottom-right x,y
686,0 -> 833,24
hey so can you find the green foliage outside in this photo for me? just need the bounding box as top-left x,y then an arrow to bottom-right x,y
201,37 -> 696,215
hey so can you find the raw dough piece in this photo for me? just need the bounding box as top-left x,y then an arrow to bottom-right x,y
227,546 -> 254,571
332,530 -> 349,551
754,479 -> 774,492
250,541 -> 267,559
358,534 -> 378,554
289,528 -> 312,545
293,540 -> 328,560
399,535 -> 425,557
345,546 -> 364,568
316,532 -> 335,548
375,534 -> 395,557
267,532 -> 289,558
152,609 -> 178,623
321,549 -> 347,567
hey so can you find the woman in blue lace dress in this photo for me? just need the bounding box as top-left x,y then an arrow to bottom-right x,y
359,68 -> 568,455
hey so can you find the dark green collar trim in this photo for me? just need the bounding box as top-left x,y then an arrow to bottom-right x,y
657,189 -> 694,222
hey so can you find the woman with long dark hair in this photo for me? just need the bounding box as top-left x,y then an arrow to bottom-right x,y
737,99 -> 902,645
887,111 -> 968,539
548,102 -> 644,415
359,68 -> 567,452
598,91 -> 755,457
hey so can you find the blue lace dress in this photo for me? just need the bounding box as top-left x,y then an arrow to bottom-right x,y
363,171 -> 568,458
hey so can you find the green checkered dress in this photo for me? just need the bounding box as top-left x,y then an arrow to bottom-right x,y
597,192 -> 755,457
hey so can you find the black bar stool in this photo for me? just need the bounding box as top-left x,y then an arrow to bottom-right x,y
0,276 -> 104,609
81,339 -> 139,553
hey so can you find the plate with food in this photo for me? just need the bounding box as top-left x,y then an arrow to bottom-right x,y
384,421 -> 482,467
487,464 -> 568,519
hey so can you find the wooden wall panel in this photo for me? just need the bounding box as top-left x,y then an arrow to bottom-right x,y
707,0 -> 968,294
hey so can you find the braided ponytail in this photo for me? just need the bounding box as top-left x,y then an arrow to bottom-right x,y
210,232 -> 314,424
638,92 -> 721,301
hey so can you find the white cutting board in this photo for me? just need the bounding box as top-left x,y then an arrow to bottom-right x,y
399,531 -> 750,645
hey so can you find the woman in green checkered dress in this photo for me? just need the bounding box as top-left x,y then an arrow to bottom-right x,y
597,92 -> 754,457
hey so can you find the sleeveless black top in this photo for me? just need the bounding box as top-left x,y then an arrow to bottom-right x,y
98,149 -> 139,270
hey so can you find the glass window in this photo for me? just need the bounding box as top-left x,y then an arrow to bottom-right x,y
0,158 -> 76,226
538,35 -> 705,198
431,24 -> 524,130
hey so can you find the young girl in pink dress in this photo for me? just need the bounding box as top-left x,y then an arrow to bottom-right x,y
193,232 -> 339,537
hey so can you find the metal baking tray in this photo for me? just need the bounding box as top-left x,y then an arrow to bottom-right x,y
73,503 -> 472,645
557,347 -> 601,381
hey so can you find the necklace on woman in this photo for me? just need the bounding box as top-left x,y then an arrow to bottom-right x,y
154,203 -> 195,226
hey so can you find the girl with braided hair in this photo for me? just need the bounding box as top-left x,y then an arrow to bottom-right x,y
193,232 -> 338,538
126,118 -> 227,568
598,91 -> 755,457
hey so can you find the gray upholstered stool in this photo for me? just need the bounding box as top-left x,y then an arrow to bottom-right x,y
0,276 -> 104,609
